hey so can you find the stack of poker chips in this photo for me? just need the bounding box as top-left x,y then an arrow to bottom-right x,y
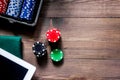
46,28 -> 64,62
6,0 -> 23,18
32,42 -> 47,58
0,0 -> 36,21
20,0 -> 36,20
0,0 -> 9,14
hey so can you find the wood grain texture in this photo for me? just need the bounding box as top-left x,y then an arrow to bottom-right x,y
24,18 -> 120,80
41,0 -> 120,17
1,0 -> 120,80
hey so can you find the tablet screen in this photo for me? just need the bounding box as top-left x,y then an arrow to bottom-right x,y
0,55 -> 28,80
0,48 -> 36,80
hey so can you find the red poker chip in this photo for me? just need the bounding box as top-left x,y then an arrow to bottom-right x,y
46,28 -> 61,42
0,0 -> 8,14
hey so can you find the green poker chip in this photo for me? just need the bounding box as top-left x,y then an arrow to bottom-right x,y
50,49 -> 64,62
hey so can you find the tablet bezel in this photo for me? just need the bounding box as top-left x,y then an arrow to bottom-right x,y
0,48 -> 36,80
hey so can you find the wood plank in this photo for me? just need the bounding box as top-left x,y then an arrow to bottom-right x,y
23,39 -> 120,60
39,18 -> 120,42
31,59 -> 120,80
41,0 -> 120,17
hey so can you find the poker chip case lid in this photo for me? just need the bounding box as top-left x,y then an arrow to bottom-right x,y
0,0 -> 43,26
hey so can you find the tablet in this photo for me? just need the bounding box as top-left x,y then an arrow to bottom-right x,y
0,48 -> 36,80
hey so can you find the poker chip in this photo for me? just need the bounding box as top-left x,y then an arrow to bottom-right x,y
32,41 -> 47,58
50,49 -> 64,62
19,0 -> 36,20
46,28 -> 61,43
6,0 -> 23,17
0,0 -> 8,14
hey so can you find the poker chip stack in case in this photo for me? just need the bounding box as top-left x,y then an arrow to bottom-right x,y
6,0 -> 23,17
0,0 -> 9,14
20,0 -> 36,20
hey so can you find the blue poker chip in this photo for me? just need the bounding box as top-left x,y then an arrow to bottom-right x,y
6,0 -> 23,17
32,42 -> 47,57
19,0 -> 36,20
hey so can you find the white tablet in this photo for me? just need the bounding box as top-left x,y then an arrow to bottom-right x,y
0,48 -> 36,80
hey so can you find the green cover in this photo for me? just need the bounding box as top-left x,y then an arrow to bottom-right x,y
0,35 -> 22,58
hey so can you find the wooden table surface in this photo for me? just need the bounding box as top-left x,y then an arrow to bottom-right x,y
1,0 -> 120,80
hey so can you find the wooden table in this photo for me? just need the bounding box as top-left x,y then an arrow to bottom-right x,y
1,0 -> 120,80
